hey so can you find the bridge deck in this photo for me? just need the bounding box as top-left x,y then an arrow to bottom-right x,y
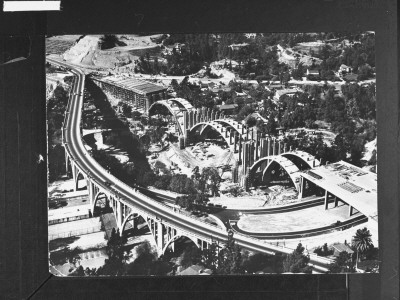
301,161 -> 377,219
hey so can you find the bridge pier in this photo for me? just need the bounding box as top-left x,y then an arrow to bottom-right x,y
298,176 -> 306,199
65,151 -> 70,175
324,190 -> 329,210
71,163 -> 78,191
349,205 -> 354,217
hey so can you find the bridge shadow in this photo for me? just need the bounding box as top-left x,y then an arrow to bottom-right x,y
85,79 -> 153,183
49,236 -> 80,252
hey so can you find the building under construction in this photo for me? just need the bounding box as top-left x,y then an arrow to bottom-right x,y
91,75 -> 167,113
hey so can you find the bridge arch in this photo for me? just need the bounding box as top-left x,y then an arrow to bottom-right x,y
161,234 -> 199,256
120,212 -> 158,246
148,100 -> 181,116
214,119 -> 248,139
249,156 -> 301,190
75,170 -> 87,190
93,191 -> 110,215
281,150 -> 320,170
261,156 -> 301,190
168,98 -> 194,112
148,100 -> 183,134
190,121 -> 234,147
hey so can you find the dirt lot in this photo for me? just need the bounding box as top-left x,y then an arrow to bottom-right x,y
154,142 -> 235,177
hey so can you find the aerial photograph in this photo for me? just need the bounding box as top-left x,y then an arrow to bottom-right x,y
46,32 -> 378,276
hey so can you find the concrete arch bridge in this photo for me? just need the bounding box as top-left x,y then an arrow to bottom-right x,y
49,57 -> 333,272
247,150 -> 320,191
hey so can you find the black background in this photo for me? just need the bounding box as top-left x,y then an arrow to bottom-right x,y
0,0 -> 398,299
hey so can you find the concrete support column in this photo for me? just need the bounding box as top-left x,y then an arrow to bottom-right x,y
249,143 -> 254,166
238,140 -> 242,164
267,138 -> 271,156
199,239 -> 204,251
255,134 -> 260,161
262,138 -> 267,158
88,180 -> 94,207
242,143 -> 247,172
65,152 -> 69,174
157,222 -> 164,252
272,139 -> 276,156
183,111 -> 188,132
117,200 -> 122,228
234,133 -> 238,152
334,196 -> 339,207
72,164 -> 78,192
298,177 -> 306,199
324,190 -> 329,210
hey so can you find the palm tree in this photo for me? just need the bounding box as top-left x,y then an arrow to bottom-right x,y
352,227 -> 373,269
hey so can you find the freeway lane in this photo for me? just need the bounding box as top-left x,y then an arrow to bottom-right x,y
47,57 -> 333,272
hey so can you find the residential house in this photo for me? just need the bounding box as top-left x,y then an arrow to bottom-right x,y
219,104 -> 238,115
332,243 -> 354,257
343,73 -> 358,82
339,64 -> 352,74
306,69 -> 320,76
177,264 -> 212,275
274,88 -> 299,101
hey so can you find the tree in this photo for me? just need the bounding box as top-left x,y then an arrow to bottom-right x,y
121,102 -> 132,117
125,241 -> 162,275
154,174 -> 172,190
175,195 -> 194,211
99,35 -> 126,50
198,167 -> 221,196
352,227 -> 373,267
131,111 -> 142,120
201,242 -> 219,271
328,251 -> 355,273
216,232 -> 245,275
180,244 -> 202,268
96,228 -> 128,275
282,243 -> 313,273
246,116 -> 257,127
154,161 -> 167,174
141,171 -> 157,187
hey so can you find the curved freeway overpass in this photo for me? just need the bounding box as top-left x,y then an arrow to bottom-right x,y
47,57 -> 333,272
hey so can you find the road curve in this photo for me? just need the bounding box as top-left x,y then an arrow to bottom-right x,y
47,57 -> 333,272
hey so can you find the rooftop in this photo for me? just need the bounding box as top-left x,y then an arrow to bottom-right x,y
344,73 -> 358,81
220,104 -> 238,110
300,161 -> 377,219
332,243 -> 354,254
94,75 -> 167,95
275,89 -> 299,98
178,264 -> 212,275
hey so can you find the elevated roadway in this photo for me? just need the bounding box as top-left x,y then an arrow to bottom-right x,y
47,57 -> 334,272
